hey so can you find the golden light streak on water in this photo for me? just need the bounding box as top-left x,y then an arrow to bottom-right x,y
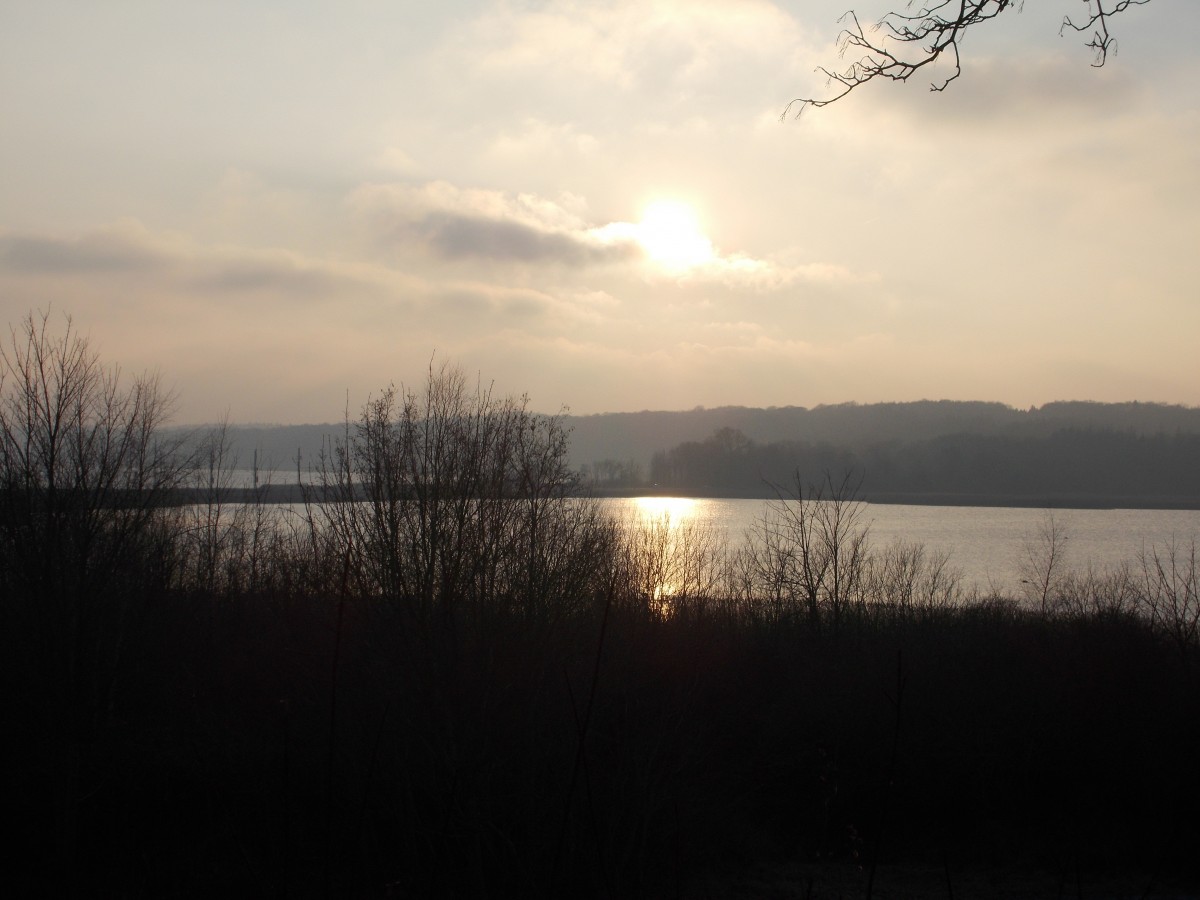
632,496 -> 701,528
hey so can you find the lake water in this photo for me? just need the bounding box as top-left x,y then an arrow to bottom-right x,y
599,497 -> 1200,595
239,491 -> 1199,597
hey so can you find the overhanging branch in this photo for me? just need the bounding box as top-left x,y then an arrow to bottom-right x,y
786,0 -> 1153,117
1060,0 -> 1152,67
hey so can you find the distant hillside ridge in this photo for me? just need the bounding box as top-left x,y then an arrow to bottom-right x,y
563,400 -> 1200,471
166,423 -> 344,476
171,402 -> 1200,506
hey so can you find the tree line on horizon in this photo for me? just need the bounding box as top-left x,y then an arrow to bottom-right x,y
642,424 -> 1200,503
200,399 -> 1200,504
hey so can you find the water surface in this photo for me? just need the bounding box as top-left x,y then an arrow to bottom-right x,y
600,497 -> 1200,595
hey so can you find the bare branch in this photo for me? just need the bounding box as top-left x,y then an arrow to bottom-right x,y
786,0 -> 1152,117
1060,0 -> 1152,67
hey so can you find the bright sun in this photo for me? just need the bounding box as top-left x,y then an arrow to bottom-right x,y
636,200 -> 715,271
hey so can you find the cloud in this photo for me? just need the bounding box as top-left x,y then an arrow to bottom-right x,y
185,252 -> 353,298
349,180 -> 643,267
348,180 -> 873,289
418,211 -> 633,265
374,146 -> 420,175
673,256 -> 875,290
0,220 -> 175,274
0,220 -> 398,302
197,169 -> 332,250
487,119 -> 600,162
824,50 -> 1155,140
0,218 -> 642,422
589,216 -> 876,290
0,218 -> 613,340
462,0 -> 811,89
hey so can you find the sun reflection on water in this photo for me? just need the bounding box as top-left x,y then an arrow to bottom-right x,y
632,496 -> 701,527
623,497 -> 725,605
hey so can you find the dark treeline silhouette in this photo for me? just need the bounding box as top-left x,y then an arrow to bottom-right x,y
4,312 -> 1199,897
568,399 -> 1200,467
649,425 -> 1200,505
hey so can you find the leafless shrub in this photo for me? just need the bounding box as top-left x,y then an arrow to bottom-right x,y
865,539 -> 967,615
167,416 -> 288,597
1019,509 -> 1069,615
617,511 -> 731,617
1137,538 -> 1199,660
0,308 -> 186,628
748,472 -> 870,630
0,309 -> 186,881
1052,561 -> 1141,619
314,360 -> 614,625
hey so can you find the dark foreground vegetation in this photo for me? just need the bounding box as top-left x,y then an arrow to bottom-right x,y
4,312 -> 1199,898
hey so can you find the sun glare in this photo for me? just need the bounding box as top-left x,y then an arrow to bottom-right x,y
634,496 -> 699,526
636,200 -> 715,272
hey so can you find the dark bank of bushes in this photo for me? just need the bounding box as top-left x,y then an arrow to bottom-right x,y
6,567 -> 1198,898
3,313 -> 1199,898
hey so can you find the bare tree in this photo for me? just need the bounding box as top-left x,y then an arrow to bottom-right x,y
0,308 -> 185,619
1018,509 -> 1069,614
750,471 -> 871,630
171,414 -> 282,597
866,539 -> 967,614
316,360 -> 615,625
1137,538 -> 1199,662
0,309 -> 185,890
786,0 -> 1153,116
1052,560 -> 1140,619
618,510 -> 728,616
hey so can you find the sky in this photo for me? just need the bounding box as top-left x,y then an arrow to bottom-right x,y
2,0 -> 1197,425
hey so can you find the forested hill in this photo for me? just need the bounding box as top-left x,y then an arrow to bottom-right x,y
195,400 -> 1200,506
565,400 -> 1200,468
645,427 -> 1200,507
569,401 -> 1200,506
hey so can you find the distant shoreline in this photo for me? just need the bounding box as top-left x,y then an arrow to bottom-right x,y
583,486 -> 1200,510
167,484 -> 1200,511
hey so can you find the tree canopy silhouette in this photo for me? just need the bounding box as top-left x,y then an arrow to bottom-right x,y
787,0 -> 1153,115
